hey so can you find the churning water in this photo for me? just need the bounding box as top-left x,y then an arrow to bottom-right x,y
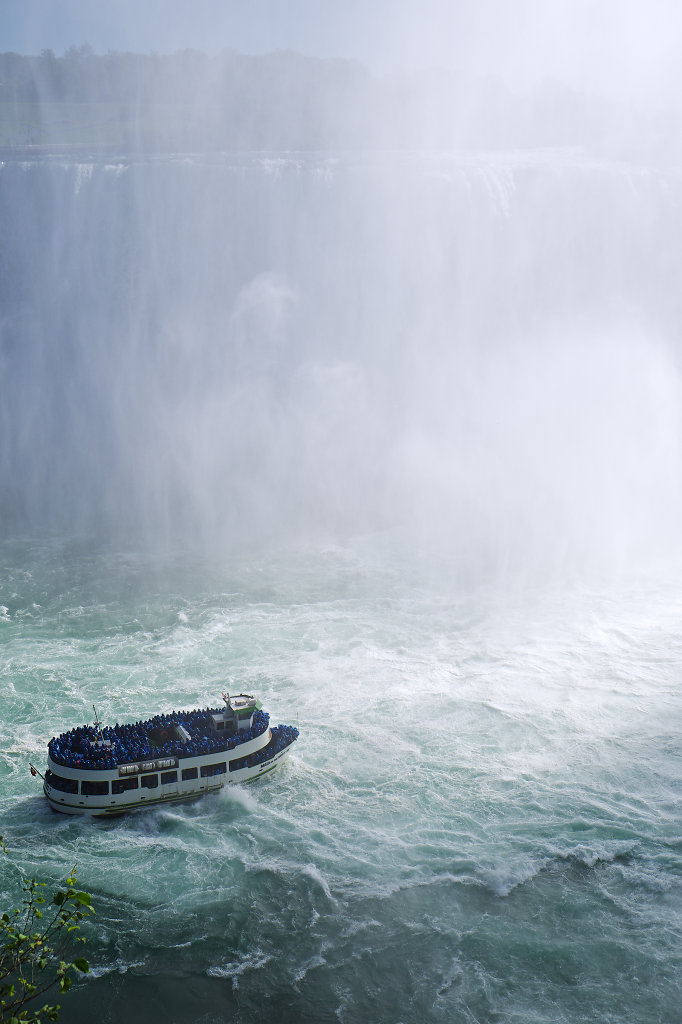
1,150 -> 681,1022
1,536 -> 681,1023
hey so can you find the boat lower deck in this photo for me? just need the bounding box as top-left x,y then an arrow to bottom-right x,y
44,735 -> 295,815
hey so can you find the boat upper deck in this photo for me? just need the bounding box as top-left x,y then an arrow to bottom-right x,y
49,705 -> 270,771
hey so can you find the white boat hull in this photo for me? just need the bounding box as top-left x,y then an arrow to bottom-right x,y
44,729 -> 295,817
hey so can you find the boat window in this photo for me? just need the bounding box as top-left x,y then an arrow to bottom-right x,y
81,779 -> 109,796
181,767 -> 198,781
45,770 -> 78,794
141,773 -> 159,789
112,777 -> 139,794
200,762 -> 227,778
160,771 -> 177,785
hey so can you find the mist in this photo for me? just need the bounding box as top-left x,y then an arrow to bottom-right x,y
2,3 -> 682,581
2,13 -> 682,1021
4,0 -> 682,105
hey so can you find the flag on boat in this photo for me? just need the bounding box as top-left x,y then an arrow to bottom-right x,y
30,765 -> 37,776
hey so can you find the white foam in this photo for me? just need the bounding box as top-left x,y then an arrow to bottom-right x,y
219,784 -> 257,813
300,862 -> 336,904
294,951 -> 327,984
481,858 -> 549,898
206,951 -> 273,989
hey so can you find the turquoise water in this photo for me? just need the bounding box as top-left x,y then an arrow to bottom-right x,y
1,536 -> 680,1023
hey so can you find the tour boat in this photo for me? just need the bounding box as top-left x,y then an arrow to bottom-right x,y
43,693 -> 299,816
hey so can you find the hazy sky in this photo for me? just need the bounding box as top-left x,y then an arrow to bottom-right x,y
1,0 -> 681,102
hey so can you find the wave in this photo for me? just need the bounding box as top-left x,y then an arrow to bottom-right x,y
206,950 -> 274,989
481,841 -> 639,897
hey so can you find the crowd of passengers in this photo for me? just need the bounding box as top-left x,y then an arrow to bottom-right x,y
48,706 -> 270,770
221,724 -> 299,773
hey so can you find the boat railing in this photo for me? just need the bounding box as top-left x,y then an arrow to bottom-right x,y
228,724 -> 299,773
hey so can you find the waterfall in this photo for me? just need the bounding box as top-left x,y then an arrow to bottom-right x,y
2,150 -> 681,571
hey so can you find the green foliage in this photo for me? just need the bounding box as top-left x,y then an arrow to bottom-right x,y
0,836 -> 94,1024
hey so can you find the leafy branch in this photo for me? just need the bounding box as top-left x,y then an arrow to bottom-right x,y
0,835 -> 94,1024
